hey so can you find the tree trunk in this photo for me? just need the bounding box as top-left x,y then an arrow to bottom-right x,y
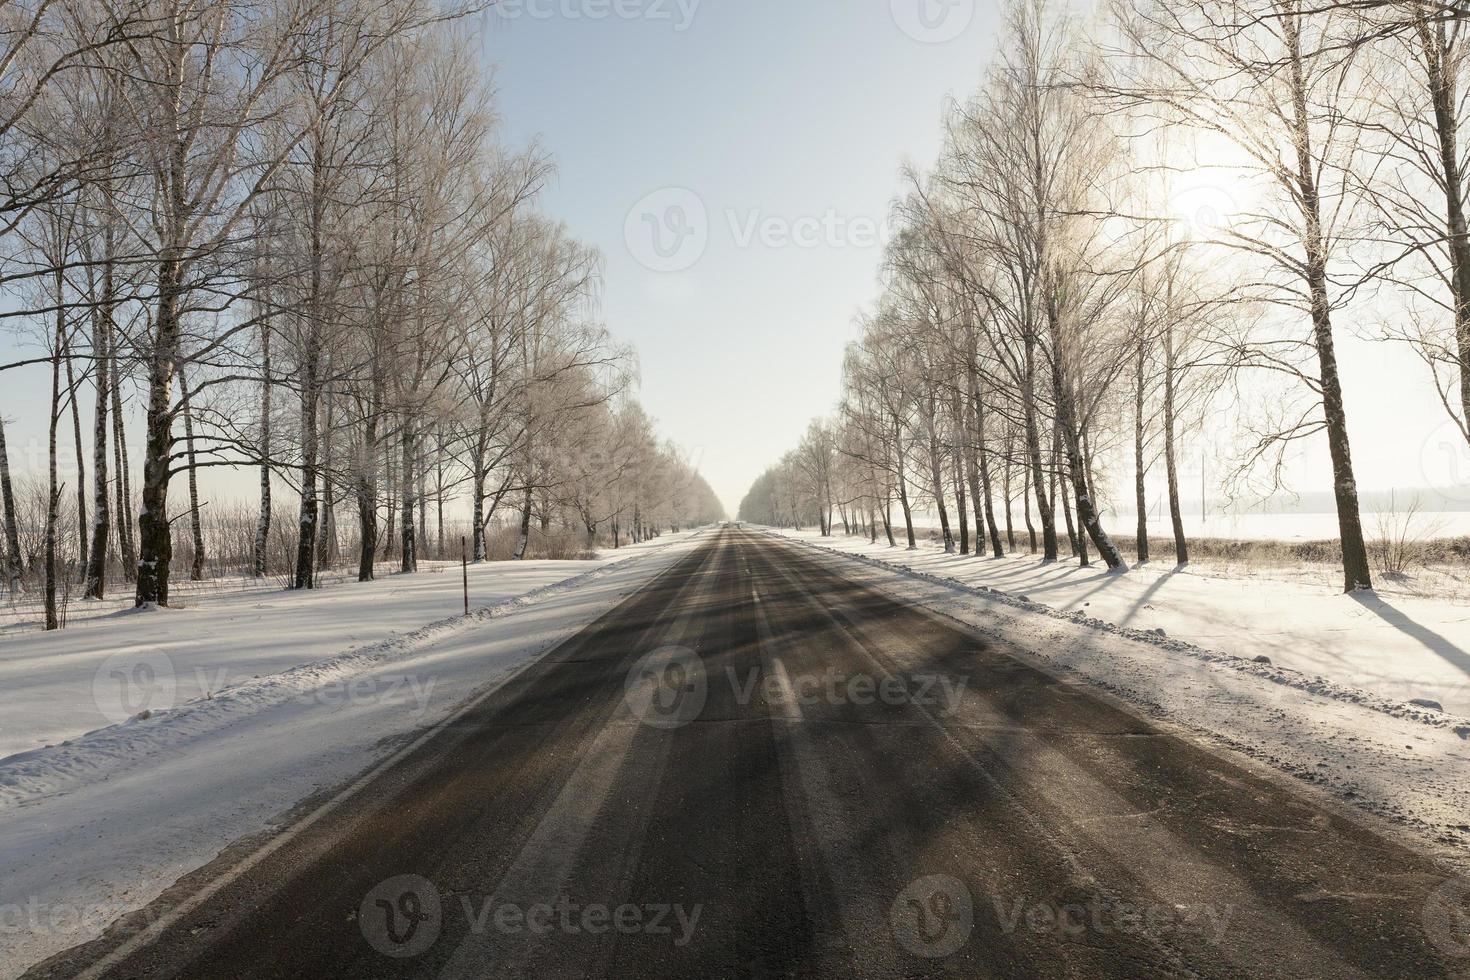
1286,10 -> 1370,592
253,317 -> 271,578
953,452 -> 969,555
63,336 -> 87,579
1163,314 -> 1189,566
357,413 -> 379,582
84,295 -> 112,599
293,328 -> 320,590
178,365 -> 205,581
111,332 -> 136,583
1054,422 -> 1081,562
435,433 -> 445,559
134,252 -> 181,608
471,464 -> 487,563
512,486 -> 533,560
1002,446 -> 1016,552
1308,280 -> 1370,590
382,434 -> 396,560
399,417 -> 417,573
0,418 -> 22,593
894,428 -> 917,549
317,392 -> 337,570
1021,338 -> 1058,560
418,466 -> 429,557
1063,420 -> 1125,570
1050,306 -> 1124,570
923,393 -> 954,553
1133,335 -> 1149,564
1418,15 -> 1470,469
45,295 -> 63,630
965,356 -> 1004,559
1022,458 -> 1037,554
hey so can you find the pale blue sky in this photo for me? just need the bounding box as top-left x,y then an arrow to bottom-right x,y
478,0 -> 1005,512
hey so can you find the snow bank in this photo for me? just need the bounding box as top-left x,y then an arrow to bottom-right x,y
765,528 -> 1470,715
764,527 -> 1470,857
0,536 -> 675,763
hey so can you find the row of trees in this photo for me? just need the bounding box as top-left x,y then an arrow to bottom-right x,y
0,0 -> 722,626
744,0 -> 1470,594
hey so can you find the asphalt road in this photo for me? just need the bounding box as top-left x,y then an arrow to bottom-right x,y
32,528 -> 1470,978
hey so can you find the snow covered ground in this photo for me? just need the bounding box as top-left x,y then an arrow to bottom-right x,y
767,527 -> 1470,714
7,523 -> 1470,977
0,530 -> 710,978
764,526 -> 1470,861
0,542 -> 674,762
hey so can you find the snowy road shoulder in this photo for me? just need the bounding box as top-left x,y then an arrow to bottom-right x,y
0,535 -> 688,764
0,545 -> 672,809
763,529 -> 1470,862
0,532 -> 708,980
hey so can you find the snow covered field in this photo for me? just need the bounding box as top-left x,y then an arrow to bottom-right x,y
0,538 -> 686,762
764,526 -> 1470,859
0,531 -> 709,978
768,527 -> 1470,713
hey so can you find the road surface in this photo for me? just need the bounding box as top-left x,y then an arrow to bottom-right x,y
31,528 -> 1470,978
